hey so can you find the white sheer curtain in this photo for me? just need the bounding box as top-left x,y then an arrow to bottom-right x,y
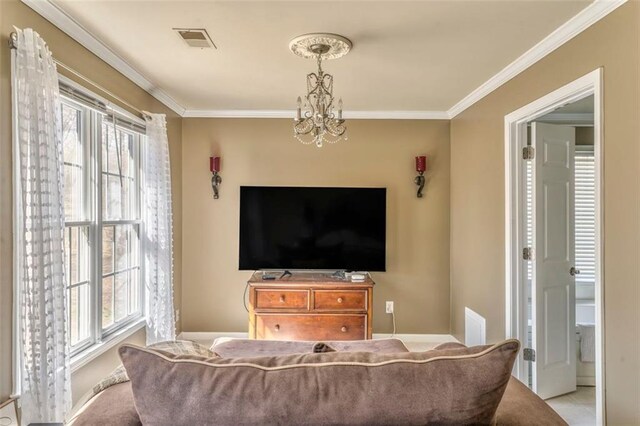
143,113 -> 175,344
13,28 -> 71,423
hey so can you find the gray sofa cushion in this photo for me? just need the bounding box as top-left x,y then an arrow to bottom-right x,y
210,337 -> 410,357
119,339 -> 519,425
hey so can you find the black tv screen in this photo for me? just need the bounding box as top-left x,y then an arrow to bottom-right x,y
239,186 -> 386,271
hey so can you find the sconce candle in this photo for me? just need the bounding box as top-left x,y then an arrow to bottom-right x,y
210,156 -> 222,199
210,156 -> 221,173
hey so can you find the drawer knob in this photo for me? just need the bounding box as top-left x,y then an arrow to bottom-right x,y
337,297 -> 343,303
341,326 -> 347,332
275,324 -> 280,331
279,295 -> 285,303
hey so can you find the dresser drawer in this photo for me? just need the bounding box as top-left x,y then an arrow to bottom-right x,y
313,290 -> 367,311
254,289 -> 309,310
255,314 -> 366,341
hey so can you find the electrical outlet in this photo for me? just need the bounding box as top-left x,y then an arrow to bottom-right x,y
175,309 -> 180,323
385,301 -> 394,314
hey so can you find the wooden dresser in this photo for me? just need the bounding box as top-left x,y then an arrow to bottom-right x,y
248,272 -> 374,341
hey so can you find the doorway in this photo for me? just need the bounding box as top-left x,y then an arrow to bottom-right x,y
504,69 -> 604,425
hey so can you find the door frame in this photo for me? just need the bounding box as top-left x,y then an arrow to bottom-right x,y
504,68 -> 604,424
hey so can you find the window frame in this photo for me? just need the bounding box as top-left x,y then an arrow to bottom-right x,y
58,77 -> 147,362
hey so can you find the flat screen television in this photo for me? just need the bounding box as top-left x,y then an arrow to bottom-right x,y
239,186 -> 386,271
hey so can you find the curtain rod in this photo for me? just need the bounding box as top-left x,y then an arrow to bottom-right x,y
9,31 -> 150,120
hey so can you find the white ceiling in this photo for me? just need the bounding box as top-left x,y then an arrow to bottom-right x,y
53,0 -> 593,113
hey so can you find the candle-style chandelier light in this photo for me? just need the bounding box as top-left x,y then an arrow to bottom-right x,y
290,33 -> 352,148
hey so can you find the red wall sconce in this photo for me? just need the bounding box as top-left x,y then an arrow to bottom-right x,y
210,156 -> 222,199
415,155 -> 427,198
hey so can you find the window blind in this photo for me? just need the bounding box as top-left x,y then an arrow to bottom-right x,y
575,148 -> 595,284
59,80 -> 108,114
525,159 -> 533,281
59,78 -> 146,135
103,114 -> 147,135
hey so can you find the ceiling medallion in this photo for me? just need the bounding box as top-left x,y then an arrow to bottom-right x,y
290,33 -> 352,148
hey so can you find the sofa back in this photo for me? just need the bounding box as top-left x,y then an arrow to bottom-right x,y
119,339 -> 519,425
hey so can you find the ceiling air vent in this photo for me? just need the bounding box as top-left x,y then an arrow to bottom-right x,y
173,28 -> 217,49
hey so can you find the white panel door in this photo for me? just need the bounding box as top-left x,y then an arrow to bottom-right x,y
532,122 -> 577,400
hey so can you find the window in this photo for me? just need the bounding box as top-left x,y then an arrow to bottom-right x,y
62,101 -> 92,352
60,88 -> 145,357
101,123 -> 142,331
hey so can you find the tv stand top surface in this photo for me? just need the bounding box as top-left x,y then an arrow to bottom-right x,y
249,271 -> 374,286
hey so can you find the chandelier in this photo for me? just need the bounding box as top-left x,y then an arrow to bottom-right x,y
290,33 -> 352,147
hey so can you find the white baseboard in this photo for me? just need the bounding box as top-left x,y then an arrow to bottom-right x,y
372,333 -> 458,342
178,331 -> 458,343
577,376 -> 596,387
179,331 -> 248,341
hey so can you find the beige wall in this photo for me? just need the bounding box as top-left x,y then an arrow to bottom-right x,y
0,0 -> 183,404
70,328 -> 145,405
450,2 -> 639,423
181,118 -> 451,334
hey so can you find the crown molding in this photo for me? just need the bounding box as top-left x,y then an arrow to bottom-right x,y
25,0 -> 625,120
21,0 -> 186,116
447,0 -> 627,118
184,110 -> 293,119
345,110 -> 449,120
183,109 -> 450,119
